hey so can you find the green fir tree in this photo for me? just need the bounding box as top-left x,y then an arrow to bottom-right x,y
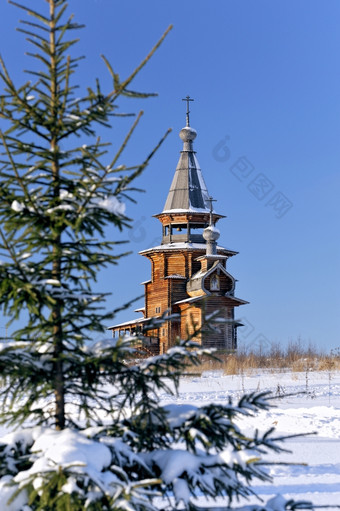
0,1 -> 314,510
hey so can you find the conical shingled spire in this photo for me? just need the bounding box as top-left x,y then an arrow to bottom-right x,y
162,125 -> 211,213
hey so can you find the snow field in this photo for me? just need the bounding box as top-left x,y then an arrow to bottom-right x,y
159,370 -> 340,508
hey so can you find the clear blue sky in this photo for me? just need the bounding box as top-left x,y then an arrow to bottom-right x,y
1,1 -> 339,352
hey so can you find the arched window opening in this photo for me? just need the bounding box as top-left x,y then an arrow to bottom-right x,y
211,274 -> 220,291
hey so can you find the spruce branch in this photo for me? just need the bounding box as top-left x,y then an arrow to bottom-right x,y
114,126 -> 172,196
74,110 -> 145,222
104,24 -> 173,99
0,131 -> 40,215
8,1 -> 50,24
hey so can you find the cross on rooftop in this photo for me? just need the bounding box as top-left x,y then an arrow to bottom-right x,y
182,95 -> 194,126
207,196 -> 217,225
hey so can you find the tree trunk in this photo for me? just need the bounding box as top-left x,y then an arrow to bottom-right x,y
49,0 -> 65,430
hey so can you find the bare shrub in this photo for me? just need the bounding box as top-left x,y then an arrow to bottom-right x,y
217,340 -> 340,375
183,341 -> 340,376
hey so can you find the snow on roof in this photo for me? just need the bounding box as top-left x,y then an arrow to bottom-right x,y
155,209 -> 224,218
195,254 -> 228,261
174,295 -> 249,306
140,242 -> 237,255
140,280 -> 151,285
161,207 -> 210,214
107,316 -> 150,330
190,261 -> 234,282
165,274 -> 187,279
189,270 -> 206,280
174,296 -> 203,305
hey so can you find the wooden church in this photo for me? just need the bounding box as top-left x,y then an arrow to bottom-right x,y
108,100 -> 248,354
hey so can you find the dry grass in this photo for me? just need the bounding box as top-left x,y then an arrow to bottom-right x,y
184,343 -> 340,376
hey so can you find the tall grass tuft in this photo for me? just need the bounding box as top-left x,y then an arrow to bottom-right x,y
183,342 -> 340,375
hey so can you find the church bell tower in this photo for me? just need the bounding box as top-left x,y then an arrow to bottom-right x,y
108,98 -> 248,354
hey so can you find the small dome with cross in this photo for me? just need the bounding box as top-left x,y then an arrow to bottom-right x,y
203,224 -> 220,242
179,126 -> 197,142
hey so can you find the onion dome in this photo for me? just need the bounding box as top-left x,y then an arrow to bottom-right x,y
203,224 -> 220,243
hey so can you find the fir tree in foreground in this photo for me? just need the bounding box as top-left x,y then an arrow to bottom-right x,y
0,1 -> 314,510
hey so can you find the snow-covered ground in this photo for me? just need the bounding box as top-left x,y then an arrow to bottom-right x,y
1,368 -> 339,509
160,370 -> 340,508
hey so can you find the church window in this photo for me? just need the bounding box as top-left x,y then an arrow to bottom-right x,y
211,274 -> 220,291
155,306 -> 161,313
